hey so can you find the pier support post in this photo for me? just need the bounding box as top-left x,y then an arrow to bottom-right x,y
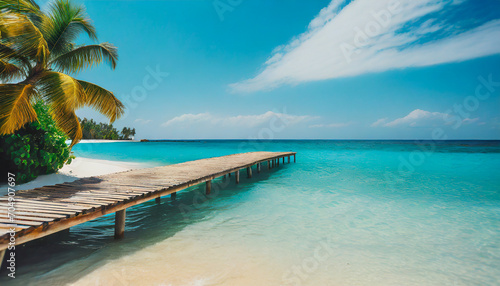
155,197 -> 161,204
288,156 -> 290,163
228,172 -> 231,177
277,158 -> 279,167
0,249 -> 5,270
294,154 -> 296,163
114,209 -> 126,239
283,157 -> 285,164
247,166 -> 252,178
171,192 -> 177,200
206,180 -> 212,195
257,163 -> 261,173
236,170 -> 240,184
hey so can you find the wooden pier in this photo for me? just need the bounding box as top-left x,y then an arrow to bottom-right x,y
0,151 -> 296,263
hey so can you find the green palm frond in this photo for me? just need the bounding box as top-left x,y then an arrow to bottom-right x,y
0,44 -> 31,80
0,83 -> 37,135
50,43 -> 117,74
0,11 -> 49,64
37,71 -> 85,110
0,0 -> 40,13
0,60 -> 24,81
0,0 -> 122,148
78,80 -> 124,122
49,105 -> 82,147
42,0 -> 97,56
0,0 -> 43,24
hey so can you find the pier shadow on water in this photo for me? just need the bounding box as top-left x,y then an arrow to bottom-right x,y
0,167 -> 282,286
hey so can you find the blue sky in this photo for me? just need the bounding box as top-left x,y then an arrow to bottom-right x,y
66,0 -> 500,139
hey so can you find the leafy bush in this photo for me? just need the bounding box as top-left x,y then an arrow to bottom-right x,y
0,101 -> 73,183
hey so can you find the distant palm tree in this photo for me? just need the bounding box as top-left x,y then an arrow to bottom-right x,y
0,0 -> 124,147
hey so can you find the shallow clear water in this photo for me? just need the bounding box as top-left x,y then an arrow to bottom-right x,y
2,140 -> 499,285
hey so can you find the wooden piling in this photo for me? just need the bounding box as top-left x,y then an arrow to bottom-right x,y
114,209 -> 126,239
206,181 -> 212,195
288,155 -> 290,163
155,197 -> 161,204
0,249 -> 5,269
247,166 -> 252,178
294,154 -> 296,162
236,170 -> 240,184
257,163 -> 261,173
171,192 -> 177,200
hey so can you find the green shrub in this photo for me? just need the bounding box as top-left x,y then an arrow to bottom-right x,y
0,101 -> 74,184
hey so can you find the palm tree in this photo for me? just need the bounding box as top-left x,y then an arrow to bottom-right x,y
0,0 -> 124,147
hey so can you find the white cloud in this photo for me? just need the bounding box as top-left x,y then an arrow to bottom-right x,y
372,109 -> 481,127
309,122 -> 352,128
308,0 -> 346,30
384,109 -> 447,127
161,111 -> 316,128
161,113 -> 213,127
462,117 -> 479,124
230,0 -> 500,93
134,118 -> 152,124
371,118 -> 389,127
223,111 -> 316,127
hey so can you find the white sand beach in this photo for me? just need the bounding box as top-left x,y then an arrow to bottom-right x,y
66,139 -> 139,144
0,157 -> 148,195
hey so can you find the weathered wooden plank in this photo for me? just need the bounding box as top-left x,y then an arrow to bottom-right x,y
0,223 -> 30,230
0,198 -> 87,210
0,214 -> 55,222
0,205 -> 76,215
74,192 -> 135,199
63,196 -> 121,204
0,218 -> 43,226
57,199 -> 108,207
0,202 -> 85,212
0,210 -> 66,219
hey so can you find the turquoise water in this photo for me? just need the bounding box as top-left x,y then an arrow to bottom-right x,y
2,140 -> 499,285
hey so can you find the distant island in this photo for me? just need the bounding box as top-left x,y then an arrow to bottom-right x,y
79,118 -> 136,140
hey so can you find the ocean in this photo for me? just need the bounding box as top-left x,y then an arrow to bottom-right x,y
2,140 -> 499,285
